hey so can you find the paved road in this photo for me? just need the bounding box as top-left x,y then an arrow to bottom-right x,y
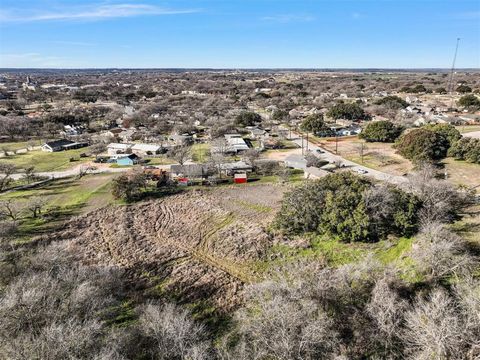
289,131 -> 407,185
463,131 -> 480,139
8,163 -> 173,180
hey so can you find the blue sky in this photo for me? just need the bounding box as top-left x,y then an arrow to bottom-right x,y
0,0 -> 479,68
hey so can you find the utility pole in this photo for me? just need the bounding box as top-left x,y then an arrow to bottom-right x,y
306,132 -> 309,151
335,133 -> 338,154
447,38 -> 461,109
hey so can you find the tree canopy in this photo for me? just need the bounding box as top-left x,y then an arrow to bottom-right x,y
326,103 -> 370,121
374,96 -> 409,109
275,172 -> 420,242
359,121 -> 403,143
235,111 -> 262,127
456,84 -> 472,94
457,94 -> 480,109
395,128 -> 448,162
300,113 -> 326,134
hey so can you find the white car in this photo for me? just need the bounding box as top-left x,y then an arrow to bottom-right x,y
356,169 -> 368,174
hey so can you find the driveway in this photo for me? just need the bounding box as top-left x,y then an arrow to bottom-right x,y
463,131 -> 480,139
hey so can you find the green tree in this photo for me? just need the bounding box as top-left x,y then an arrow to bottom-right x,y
326,103 -> 370,121
112,172 -> 147,202
275,172 -> 420,242
374,96 -> 409,109
424,124 -> 461,147
300,113 -> 326,134
457,94 -> 480,109
456,84 -> 472,94
235,111 -> 262,127
448,137 -> 480,163
395,128 -> 448,162
435,87 -> 447,95
359,121 -> 404,143
410,84 -> 427,93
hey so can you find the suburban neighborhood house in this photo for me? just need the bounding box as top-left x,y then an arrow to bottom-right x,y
41,139 -> 89,152
107,142 -> 163,157
224,134 -> 250,153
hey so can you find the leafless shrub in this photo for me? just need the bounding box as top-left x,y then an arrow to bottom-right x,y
404,164 -> 475,225
228,279 -> 339,360
411,222 -> 475,280
366,273 -> 408,357
403,289 -> 467,360
138,302 -> 210,360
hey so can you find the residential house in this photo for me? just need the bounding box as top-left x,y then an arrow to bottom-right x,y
107,143 -> 133,156
170,164 -> 213,179
219,161 -> 253,176
116,154 -> 141,166
42,139 -> 88,152
224,134 -> 250,153
248,127 -> 267,139
131,143 -> 162,156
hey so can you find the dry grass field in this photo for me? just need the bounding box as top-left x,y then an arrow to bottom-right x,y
59,185 -> 287,312
312,135 -> 413,175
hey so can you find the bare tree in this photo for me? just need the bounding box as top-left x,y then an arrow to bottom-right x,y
404,164 -> 475,225
22,166 -> 37,184
242,148 -> 261,167
0,199 -> 23,221
168,145 -> 192,166
366,274 -> 408,357
0,164 -> 16,191
26,196 -> 48,218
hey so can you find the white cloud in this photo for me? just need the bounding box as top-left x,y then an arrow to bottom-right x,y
0,3 -> 199,23
261,14 -> 315,23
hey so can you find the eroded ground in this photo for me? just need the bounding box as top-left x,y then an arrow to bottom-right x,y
60,184 -> 286,311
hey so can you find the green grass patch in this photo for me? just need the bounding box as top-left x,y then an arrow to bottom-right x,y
0,140 -> 41,151
0,147 -> 93,172
191,143 -> 211,163
376,237 -> 414,264
234,200 -> 272,213
104,300 -> 137,327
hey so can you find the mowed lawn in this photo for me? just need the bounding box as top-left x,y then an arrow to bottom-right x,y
1,173 -> 116,241
455,125 -> 480,134
0,140 -> 42,151
0,147 -> 93,172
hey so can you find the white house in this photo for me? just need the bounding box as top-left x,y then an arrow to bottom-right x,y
224,134 -> 249,153
107,143 -> 133,155
131,143 -> 162,156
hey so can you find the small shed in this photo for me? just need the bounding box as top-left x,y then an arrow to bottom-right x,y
234,173 -> 247,184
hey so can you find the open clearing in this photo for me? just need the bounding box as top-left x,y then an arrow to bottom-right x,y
0,147 -> 93,172
59,184 -> 287,311
443,158 -> 480,191
312,135 -> 413,175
